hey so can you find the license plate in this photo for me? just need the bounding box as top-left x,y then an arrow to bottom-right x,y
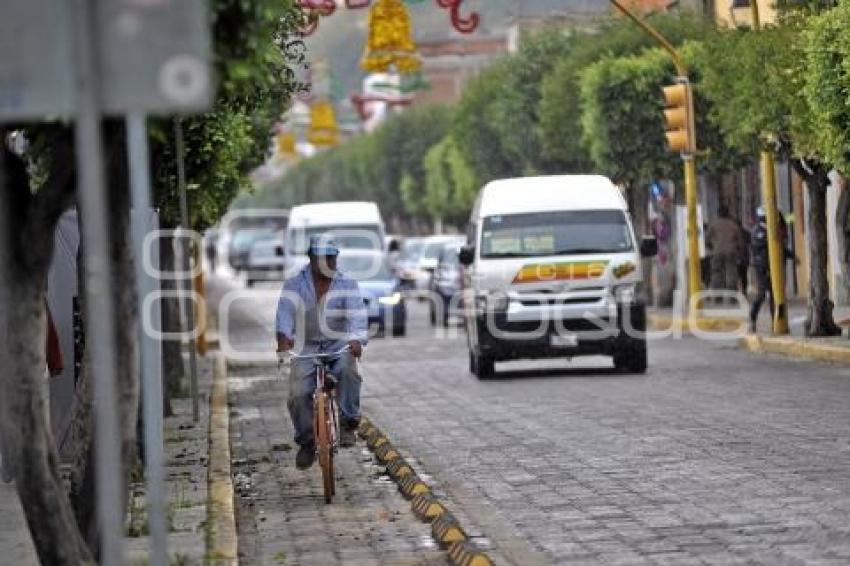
550,333 -> 578,348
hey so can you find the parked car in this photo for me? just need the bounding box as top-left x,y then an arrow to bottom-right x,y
429,241 -> 464,327
337,250 -> 406,337
285,201 -> 386,276
245,234 -> 285,287
399,235 -> 464,293
460,175 -> 658,378
229,228 -> 274,272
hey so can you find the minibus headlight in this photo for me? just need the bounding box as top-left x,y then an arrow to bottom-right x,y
378,292 -> 402,306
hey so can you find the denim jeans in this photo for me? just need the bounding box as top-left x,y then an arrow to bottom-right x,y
286,351 -> 361,447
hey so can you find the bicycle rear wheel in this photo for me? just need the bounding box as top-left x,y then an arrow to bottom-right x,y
315,391 -> 335,504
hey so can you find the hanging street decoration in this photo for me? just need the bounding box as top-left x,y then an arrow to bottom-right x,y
275,129 -> 298,162
361,0 -> 421,75
296,0 -> 480,37
350,72 -> 430,121
307,100 -> 340,147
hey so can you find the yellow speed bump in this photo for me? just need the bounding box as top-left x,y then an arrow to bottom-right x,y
374,442 -> 401,464
447,541 -> 494,566
386,458 -> 414,480
398,473 -> 431,499
411,492 -> 447,522
432,512 -> 467,548
367,433 -> 389,450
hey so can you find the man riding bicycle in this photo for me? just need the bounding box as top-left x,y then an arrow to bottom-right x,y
276,235 -> 368,469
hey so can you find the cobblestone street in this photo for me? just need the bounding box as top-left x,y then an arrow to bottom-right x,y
212,277 -> 850,565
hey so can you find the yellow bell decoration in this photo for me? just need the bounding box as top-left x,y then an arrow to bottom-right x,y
307,101 -> 339,147
361,0 -> 421,75
275,131 -> 297,161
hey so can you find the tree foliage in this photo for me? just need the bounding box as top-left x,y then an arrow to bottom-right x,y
803,0 -> 850,172
249,105 -> 454,223
151,0 -> 308,230
540,11 -> 711,173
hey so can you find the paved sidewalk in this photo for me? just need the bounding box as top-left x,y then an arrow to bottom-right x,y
228,363 -> 447,566
125,355 -> 213,565
0,481 -> 38,565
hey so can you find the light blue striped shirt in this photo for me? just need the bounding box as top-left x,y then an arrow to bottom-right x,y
276,265 -> 368,352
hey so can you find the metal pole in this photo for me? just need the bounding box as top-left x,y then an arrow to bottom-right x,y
761,150 -> 790,334
127,113 -> 168,566
174,118 -> 200,422
684,156 -> 703,307
608,0 -> 701,308
749,0 -> 788,334
71,1 -> 124,564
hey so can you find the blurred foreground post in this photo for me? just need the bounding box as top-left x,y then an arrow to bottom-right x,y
127,113 -> 168,566
71,1 -> 124,563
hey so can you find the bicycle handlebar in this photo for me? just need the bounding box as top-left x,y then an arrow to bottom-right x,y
278,344 -> 352,363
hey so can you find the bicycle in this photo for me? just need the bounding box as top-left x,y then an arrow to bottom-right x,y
280,345 -> 350,504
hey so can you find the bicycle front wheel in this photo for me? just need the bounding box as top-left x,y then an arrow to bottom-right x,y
315,391 -> 335,504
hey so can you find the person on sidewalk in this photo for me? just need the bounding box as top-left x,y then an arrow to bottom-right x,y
749,207 -> 795,333
707,206 -> 743,303
276,235 -> 368,470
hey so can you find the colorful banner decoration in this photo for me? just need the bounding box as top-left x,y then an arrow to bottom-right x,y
296,0 -> 480,37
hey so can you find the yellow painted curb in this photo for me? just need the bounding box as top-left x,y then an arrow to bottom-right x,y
739,334 -> 850,364
648,312 -> 746,333
207,354 -> 238,565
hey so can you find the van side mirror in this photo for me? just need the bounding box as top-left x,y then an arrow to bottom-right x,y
640,236 -> 658,258
275,245 -> 285,257
458,245 -> 475,266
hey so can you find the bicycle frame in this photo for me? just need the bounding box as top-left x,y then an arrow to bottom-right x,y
281,346 -> 350,503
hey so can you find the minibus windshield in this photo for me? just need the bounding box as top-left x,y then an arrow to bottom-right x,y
481,210 -> 633,259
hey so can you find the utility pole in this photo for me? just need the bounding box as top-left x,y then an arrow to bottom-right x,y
608,0 -> 702,310
175,118 -> 201,422
751,1 -> 790,335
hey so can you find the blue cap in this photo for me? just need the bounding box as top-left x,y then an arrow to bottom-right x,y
308,234 -> 340,256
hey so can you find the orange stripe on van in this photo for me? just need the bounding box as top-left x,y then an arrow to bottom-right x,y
512,261 -> 609,284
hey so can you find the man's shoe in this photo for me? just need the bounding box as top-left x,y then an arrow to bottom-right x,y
339,427 -> 356,448
295,443 -> 316,470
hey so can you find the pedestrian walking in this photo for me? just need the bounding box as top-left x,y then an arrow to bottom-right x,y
749,207 -> 795,333
707,206 -> 743,303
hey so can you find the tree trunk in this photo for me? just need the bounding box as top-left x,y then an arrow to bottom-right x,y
795,160 -> 841,337
1,138 -> 94,565
160,234 -> 183,410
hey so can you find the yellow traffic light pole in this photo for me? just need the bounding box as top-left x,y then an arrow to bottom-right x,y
609,0 -> 702,310
750,3 -> 789,335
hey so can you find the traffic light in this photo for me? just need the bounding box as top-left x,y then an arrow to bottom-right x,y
662,81 -> 695,154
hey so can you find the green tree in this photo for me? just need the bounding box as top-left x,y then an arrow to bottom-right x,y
540,11 -> 710,173
694,22 -> 839,336
0,1 -> 307,563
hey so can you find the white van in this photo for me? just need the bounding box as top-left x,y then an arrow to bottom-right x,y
459,175 -> 657,378
285,202 -> 386,275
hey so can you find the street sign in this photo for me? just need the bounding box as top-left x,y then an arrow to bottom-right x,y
0,0 -> 75,121
98,0 -> 212,115
0,0 -> 212,123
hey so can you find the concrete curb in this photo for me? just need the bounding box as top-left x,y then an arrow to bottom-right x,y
739,334 -> 850,364
207,354 -> 238,565
358,418 -> 495,566
648,312 -> 746,334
